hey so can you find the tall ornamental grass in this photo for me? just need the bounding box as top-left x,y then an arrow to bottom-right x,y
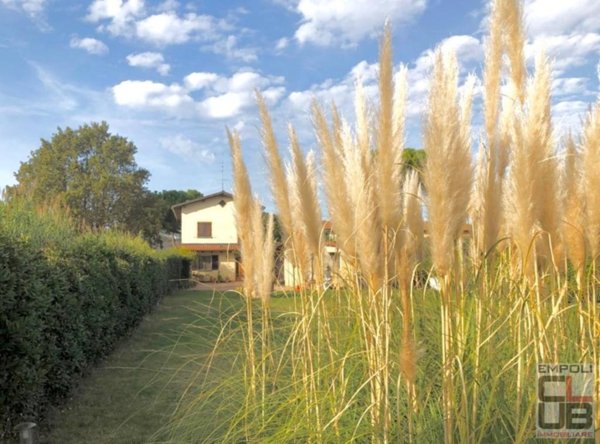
168,0 -> 599,441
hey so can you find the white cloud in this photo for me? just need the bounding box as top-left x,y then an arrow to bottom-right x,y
1,0 -> 46,17
196,71 -> 284,118
87,1 -> 231,46
112,80 -> 192,108
126,51 -> 170,75
135,12 -> 226,45
202,35 -> 258,62
184,72 -> 219,90
290,0 -> 427,47
553,100 -> 591,135
551,77 -> 591,96
525,0 -> 600,37
70,37 -> 109,55
410,35 -> 481,80
160,134 -> 216,164
112,70 -> 285,119
525,33 -> 600,73
275,37 -> 289,51
286,33 -> 483,125
87,0 -> 145,36
156,0 -> 179,13
198,93 -> 248,118
233,120 -> 245,132
216,71 -> 280,93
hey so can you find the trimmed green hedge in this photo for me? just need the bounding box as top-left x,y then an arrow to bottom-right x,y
0,205 -> 190,437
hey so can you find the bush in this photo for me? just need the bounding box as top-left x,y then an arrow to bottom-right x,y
0,203 -> 190,438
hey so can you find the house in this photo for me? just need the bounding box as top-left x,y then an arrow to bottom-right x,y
171,191 -> 241,282
283,221 -> 351,288
282,222 -> 474,289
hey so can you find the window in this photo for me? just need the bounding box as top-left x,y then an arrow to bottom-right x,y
196,254 -> 219,271
324,229 -> 336,242
196,255 -> 212,270
197,222 -> 212,238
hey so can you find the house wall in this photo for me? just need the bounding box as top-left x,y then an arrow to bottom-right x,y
181,198 -> 237,245
283,255 -> 303,288
192,251 -> 237,282
283,246 -> 353,288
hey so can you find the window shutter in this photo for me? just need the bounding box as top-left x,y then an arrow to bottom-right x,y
197,222 -> 212,238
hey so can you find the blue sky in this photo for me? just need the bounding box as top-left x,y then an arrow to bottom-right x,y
0,0 -> 599,205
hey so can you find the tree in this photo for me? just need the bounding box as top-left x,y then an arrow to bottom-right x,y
8,122 -> 160,241
402,147 -> 426,174
154,189 -> 203,233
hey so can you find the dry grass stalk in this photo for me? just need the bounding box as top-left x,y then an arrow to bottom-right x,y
257,92 -> 294,247
376,24 -> 403,236
483,0 -> 504,145
582,101 -> 600,259
503,0 -> 526,104
227,128 -> 259,401
392,66 -> 408,160
398,169 -> 423,383
497,91 -> 514,178
312,102 -> 356,260
526,53 -> 561,268
260,213 -> 275,300
341,119 -> 382,288
228,129 -> 256,299
398,170 -> 424,286
423,46 -> 473,444
288,125 -> 323,281
534,54 -> 561,264
471,141 -> 491,258
286,162 -> 310,277
423,48 -> 472,277
471,0 -> 505,260
562,135 -> 586,273
505,53 -> 556,276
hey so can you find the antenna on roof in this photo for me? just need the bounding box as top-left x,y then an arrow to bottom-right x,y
220,160 -> 224,192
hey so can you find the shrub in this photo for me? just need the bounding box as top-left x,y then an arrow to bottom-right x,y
0,203 -> 189,438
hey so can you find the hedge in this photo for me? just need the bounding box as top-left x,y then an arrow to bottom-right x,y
0,205 -> 191,437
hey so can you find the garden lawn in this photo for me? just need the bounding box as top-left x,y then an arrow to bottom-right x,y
41,289 -> 250,444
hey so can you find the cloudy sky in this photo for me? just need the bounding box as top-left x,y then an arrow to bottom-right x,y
0,0 -> 599,204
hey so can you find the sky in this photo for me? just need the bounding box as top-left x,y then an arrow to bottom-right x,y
0,0 -> 599,206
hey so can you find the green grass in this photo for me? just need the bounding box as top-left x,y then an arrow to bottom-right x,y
38,284 -> 594,443
40,289 -> 250,444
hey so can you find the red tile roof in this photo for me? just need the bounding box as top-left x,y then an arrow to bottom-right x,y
180,243 -> 240,252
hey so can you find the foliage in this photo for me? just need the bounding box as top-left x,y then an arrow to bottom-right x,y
402,147 -> 426,174
153,189 -> 203,234
42,290 -> 225,444
6,122 -> 161,243
0,202 -> 190,438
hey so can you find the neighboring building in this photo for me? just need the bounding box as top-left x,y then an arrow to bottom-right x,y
158,230 -> 181,249
282,222 -> 474,288
283,221 -> 350,288
171,191 -> 241,282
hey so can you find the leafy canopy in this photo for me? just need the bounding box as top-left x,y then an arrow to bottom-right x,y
9,122 -> 160,241
153,189 -> 203,233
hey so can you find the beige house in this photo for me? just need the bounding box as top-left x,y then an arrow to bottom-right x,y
172,191 -> 240,282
